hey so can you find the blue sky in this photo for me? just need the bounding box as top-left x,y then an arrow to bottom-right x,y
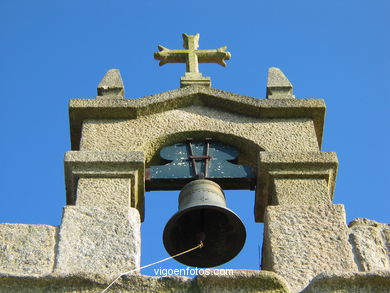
0,1 -> 389,276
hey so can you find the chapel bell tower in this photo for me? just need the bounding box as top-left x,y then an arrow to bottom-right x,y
62,33 -> 355,292
1,33 -> 389,293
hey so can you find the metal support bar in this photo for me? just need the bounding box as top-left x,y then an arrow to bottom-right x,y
186,138 -> 199,178
146,139 -> 255,191
186,138 -> 212,179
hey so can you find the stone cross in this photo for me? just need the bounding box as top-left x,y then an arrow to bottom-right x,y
154,33 -> 231,87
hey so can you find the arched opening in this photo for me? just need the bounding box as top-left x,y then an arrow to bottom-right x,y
140,133 -> 264,276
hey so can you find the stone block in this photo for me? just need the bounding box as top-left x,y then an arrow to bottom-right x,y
195,269 -> 291,293
0,270 -> 293,293
266,67 -> 294,99
0,274 -> 194,293
0,224 -> 57,275
348,218 -> 390,271
255,152 -> 338,222
383,226 -> 390,252
262,204 -> 357,292
301,271 -> 390,293
97,69 -> 125,99
272,178 -> 329,205
64,150 -> 145,220
54,206 -> 140,279
180,72 -> 211,88
76,177 -> 132,207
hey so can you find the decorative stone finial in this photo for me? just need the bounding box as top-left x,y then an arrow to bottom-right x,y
97,69 -> 125,99
266,67 -> 294,99
154,33 -> 231,88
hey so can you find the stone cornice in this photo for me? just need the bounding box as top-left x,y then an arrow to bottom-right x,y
69,86 -> 326,150
255,152 -> 338,222
64,151 -> 145,220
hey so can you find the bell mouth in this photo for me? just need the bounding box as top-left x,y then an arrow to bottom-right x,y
163,205 -> 246,268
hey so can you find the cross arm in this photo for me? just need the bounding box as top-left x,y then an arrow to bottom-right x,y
154,47 -> 189,66
154,46 -> 231,67
196,46 -> 231,67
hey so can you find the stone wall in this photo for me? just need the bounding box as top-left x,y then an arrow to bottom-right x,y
1,216 -> 388,292
0,208 -> 140,280
0,270 -> 291,293
0,224 -> 57,275
348,218 -> 390,272
54,206 -> 140,278
302,271 -> 390,293
79,107 -> 320,157
263,205 -> 357,292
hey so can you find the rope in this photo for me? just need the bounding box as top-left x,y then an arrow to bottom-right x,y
101,241 -> 204,293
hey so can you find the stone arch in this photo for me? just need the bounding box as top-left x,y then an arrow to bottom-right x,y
142,130 -> 262,226
141,130 -> 262,273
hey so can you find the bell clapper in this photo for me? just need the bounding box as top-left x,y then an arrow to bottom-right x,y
196,231 -> 206,247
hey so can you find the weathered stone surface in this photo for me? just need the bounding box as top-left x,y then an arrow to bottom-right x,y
54,206 -> 140,279
97,69 -> 125,99
180,72 -> 211,88
80,107 -> 320,163
0,273 -> 193,293
0,224 -> 57,275
0,270 -> 291,292
255,152 -> 338,221
258,152 -> 338,192
64,150 -> 145,220
383,226 -> 390,252
195,269 -> 291,293
301,271 -> 390,293
272,178 -> 329,205
348,218 -> 390,271
262,204 -> 357,292
69,86 -> 326,151
266,67 -> 294,99
1,270 -> 389,292
77,177 -> 132,207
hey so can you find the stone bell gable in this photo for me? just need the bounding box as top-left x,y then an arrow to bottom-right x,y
65,67 -> 346,292
0,35 -> 389,292
68,79 -> 327,223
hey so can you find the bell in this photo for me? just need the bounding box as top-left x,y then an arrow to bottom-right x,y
163,179 -> 246,268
